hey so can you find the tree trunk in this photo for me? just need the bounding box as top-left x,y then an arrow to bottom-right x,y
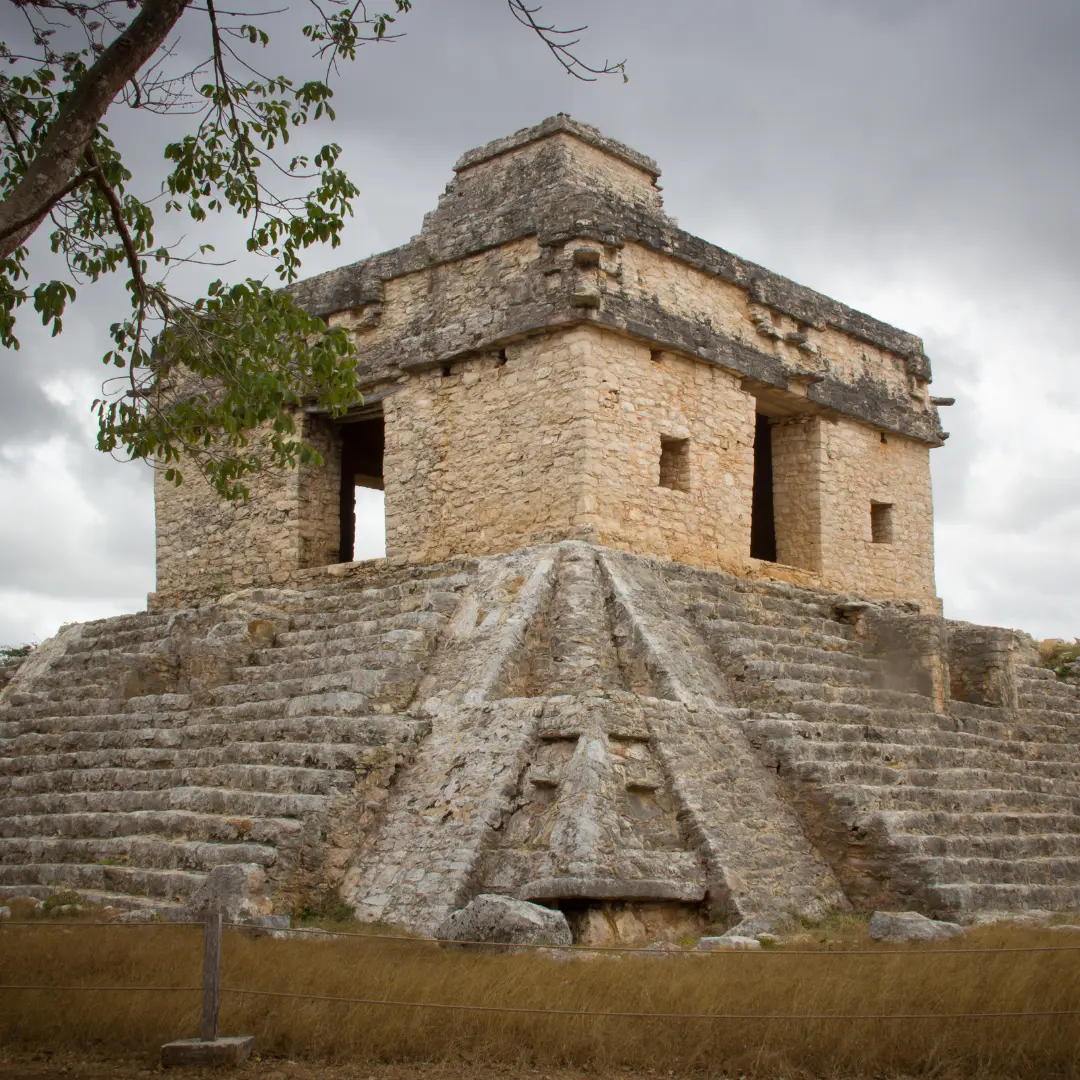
0,0 -> 192,259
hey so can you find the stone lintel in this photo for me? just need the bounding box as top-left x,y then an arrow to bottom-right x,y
521,876 -> 707,903
161,1036 -> 254,1068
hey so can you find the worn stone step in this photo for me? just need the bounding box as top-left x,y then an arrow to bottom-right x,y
0,762 -> 353,799
723,639 -> 873,669
0,785 -> 329,821
0,835 -> 277,871
738,659 -> 884,688
889,831 -> 1080,860
744,717 -> 1080,765
908,854 -> 1080,886
926,882 -> 1080,914
774,739 -> 1079,780
273,610 -> 447,649
2,713 -> 420,757
0,740 -> 383,778
879,808 -> 1080,838
233,650 -> 426,685
792,759 -> 1080,799
741,679 -> 933,709
818,782 -> 1080,815
688,599 -> 850,640
0,808 -> 303,846
0,861 -> 204,901
253,627 -> 435,668
694,617 -> 858,652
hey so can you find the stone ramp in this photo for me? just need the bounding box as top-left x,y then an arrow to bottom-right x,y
0,566 -> 474,911
669,566 -> 1080,918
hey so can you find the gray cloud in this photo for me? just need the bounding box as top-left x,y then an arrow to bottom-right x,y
2,0 -> 1079,643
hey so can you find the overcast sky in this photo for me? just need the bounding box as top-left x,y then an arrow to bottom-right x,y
1,0 -> 1078,646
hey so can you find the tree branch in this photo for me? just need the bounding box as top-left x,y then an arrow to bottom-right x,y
0,0 -> 193,259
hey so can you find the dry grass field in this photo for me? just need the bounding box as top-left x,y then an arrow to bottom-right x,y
2,906 -> 1080,1080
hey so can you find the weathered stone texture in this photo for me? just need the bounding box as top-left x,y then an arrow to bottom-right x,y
154,115 -> 946,611
2,543 -> 1079,934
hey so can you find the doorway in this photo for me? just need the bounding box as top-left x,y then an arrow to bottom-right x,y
750,413 -> 777,562
338,416 -> 386,562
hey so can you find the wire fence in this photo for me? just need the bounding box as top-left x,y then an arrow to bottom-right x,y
3,914 -> 1080,1028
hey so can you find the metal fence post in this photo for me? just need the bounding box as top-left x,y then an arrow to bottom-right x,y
201,912 -> 222,1043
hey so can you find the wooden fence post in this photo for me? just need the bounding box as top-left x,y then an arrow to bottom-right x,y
201,912 -> 222,1043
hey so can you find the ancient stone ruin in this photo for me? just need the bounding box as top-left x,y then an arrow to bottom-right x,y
2,116 -> 1077,942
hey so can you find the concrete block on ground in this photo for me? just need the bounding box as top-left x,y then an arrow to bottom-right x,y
161,1035 -> 254,1068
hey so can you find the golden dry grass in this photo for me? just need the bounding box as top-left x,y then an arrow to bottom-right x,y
2,914 -> 1080,1079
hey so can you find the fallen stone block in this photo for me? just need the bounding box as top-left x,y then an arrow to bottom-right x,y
436,894 -> 571,950
161,1036 -> 254,1068
868,910 -> 964,943
695,935 -> 761,951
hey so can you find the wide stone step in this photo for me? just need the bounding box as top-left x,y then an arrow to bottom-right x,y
1,713 -> 418,757
254,627 -> 436,668
773,738 -> 1080,779
909,853 -> 1080,886
1,740 -> 381,777
818,782 -> 1080,815
0,861 -> 204,901
739,659 -> 884,687
723,640 -> 874,669
744,717 -> 1080,764
0,786 -> 329,823
0,884 -> 180,912
696,618 -> 858,653
926,882 -> 1080,914
741,680 -> 933,709
273,610 -> 447,649
0,762 -> 353,799
234,649 -> 427,685
689,600 -> 851,640
0,835 -> 278,871
889,831 -> 1080,860
792,759 -> 1080,799
879,808 -> 1080,838
0,808 -> 303,846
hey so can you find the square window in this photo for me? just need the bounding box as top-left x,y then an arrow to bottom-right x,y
659,437 -> 690,492
871,502 -> 894,544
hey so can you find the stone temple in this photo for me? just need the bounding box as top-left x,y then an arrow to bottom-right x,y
2,116 -> 1078,942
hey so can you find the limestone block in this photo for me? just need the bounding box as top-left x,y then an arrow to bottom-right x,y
161,1036 -> 254,1068
435,894 -> 572,949
867,911 -> 963,943
695,935 -> 761,951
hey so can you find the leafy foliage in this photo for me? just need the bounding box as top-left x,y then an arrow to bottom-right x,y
1038,638 -> 1080,679
0,0 -> 624,499
0,643 -> 36,663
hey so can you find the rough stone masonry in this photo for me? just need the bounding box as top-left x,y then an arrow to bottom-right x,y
1,118 -> 1077,944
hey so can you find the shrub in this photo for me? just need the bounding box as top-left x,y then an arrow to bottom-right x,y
1037,638 -> 1080,678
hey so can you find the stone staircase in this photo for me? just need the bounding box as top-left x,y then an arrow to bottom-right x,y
668,569 -> 1080,918
0,569 -> 472,912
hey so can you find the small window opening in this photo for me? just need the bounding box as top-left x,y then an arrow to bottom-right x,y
658,437 -> 690,492
495,348 -> 509,367
880,431 -> 888,444
339,416 -> 386,562
750,413 -> 777,562
441,364 -> 453,378
650,349 -> 663,363
871,502 -> 894,545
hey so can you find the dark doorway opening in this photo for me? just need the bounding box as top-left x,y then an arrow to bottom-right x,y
750,412 -> 777,562
338,415 -> 385,563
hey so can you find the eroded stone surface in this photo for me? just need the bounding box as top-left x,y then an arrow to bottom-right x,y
435,894 -> 571,949
868,911 -> 963,942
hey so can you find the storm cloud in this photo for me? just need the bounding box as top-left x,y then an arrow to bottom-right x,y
1,0 -> 1078,644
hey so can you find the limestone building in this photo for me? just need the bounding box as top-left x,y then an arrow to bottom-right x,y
154,115 -> 948,613
3,119 -> 1078,943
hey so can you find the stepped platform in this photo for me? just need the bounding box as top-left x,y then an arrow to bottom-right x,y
2,544 -> 1077,935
